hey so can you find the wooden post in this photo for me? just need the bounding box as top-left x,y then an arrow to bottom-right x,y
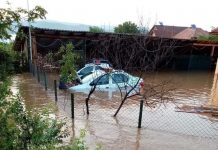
54,80 -> 58,102
44,71 -> 47,90
210,59 -> 218,106
211,46 -> 215,57
71,93 -> 74,119
138,100 -> 144,128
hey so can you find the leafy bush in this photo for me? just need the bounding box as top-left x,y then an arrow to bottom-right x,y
0,42 -> 21,80
198,35 -> 218,41
60,42 -> 79,83
0,91 -> 66,149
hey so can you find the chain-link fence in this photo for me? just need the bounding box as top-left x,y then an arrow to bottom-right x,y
29,64 -> 218,149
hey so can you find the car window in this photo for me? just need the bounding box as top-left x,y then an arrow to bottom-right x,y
112,74 -> 128,83
90,74 -> 109,86
78,66 -> 93,76
95,65 -> 103,70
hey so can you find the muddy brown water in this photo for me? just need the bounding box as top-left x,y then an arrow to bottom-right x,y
12,71 -> 218,150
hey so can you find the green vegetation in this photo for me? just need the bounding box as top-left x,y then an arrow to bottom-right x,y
0,92 -> 66,149
59,42 -> 79,83
0,2 -> 101,149
89,26 -> 105,33
114,21 -> 139,34
0,42 -> 65,149
0,3 -> 47,39
198,35 -> 218,41
0,42 -> 21,80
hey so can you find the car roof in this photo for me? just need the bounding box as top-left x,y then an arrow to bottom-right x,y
81,70 -> 106,83
81,70 -> 128,82
84,63 -> 111,68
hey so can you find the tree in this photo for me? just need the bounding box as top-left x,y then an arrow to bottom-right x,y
0,2 -> 47,78
114,21 -> 139,34
89,26 -> 105,33
0,2 -> 47,40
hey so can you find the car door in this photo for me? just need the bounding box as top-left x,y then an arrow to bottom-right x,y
90,74 -> 110,89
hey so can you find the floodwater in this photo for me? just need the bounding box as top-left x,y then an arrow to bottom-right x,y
12,71 -> 218,150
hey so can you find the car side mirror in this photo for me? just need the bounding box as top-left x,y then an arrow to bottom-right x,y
90,82 -> 94,86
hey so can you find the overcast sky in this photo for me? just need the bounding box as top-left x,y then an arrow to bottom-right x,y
1,0 -> 218,31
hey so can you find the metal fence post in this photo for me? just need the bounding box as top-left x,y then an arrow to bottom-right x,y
37,66 -> 40,82
54,80 -> 58,102
85,98 -> 89,115
71,93 -> 74,119
29,62 -> 32,73
138,100 -> 144,128
31,63 -> 34,76
32,63 -> 35,76
34,64 -> 37,77
44,71 -> 47,90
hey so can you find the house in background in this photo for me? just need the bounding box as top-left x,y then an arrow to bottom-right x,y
210,27 -> 218,35
149,24 -> 208,39
148,24 -> 218,70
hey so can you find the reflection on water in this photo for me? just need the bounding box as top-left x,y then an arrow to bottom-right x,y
12,73 -> 52,110
143,71 -> 213,106
13,71 -> 218,150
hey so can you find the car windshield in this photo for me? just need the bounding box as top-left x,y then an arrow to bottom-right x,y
78,66 -> 93,76
90,74 -> 109,86
112,73 -> 129,83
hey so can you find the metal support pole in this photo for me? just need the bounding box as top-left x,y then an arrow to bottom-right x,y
54,80 -> 58,102
71,93 -> 74,119
27,0 -> 32,63
44,71 -> 47,90
138,100 -> 144,128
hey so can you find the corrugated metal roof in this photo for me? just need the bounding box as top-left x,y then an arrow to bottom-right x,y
22,20 -> 114,32
22,20 -> 90,32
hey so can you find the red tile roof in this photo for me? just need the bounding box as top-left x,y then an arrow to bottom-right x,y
174,28 -> 208,39
149,25 -> 208,39
210,28 -> 218,35
149,25 -> 187,38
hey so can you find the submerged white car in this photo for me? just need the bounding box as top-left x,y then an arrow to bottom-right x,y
69,70 -> 144,94
77,63 -> 111,79
59,60 -> 112,89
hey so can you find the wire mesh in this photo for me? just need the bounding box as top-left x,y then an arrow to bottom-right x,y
28,69 -> 218,149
